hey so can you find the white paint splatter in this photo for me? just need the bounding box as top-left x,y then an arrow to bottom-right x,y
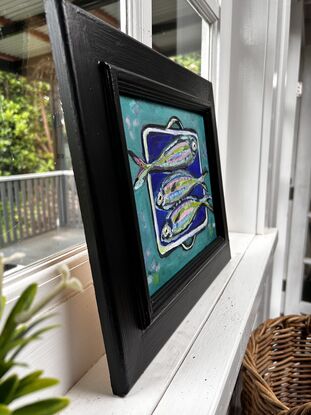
125,116 -> 131,129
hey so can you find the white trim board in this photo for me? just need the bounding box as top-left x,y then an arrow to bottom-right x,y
270,0 -> 303,317
2,249 -> 105,402
61,231 -> 277,415
285,45 -> 311,314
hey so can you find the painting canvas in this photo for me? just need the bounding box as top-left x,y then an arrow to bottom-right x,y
120,96 -> 217,296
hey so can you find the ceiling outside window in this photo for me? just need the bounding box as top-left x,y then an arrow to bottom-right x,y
0,0 -> 120,68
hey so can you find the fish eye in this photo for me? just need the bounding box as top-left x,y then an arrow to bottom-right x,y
162,224 -> 172,239
157,192 -> 163,205
191,140 -> 197,152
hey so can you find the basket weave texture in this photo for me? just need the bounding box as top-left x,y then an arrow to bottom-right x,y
242,315 -> 311,415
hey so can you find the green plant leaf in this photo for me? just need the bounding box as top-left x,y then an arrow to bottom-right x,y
8,371 -> 43,402
17,371 -> 43,388
0,284 -> 37,349
0,334 -> 40,361
12,397 -> 70,415
0,362 -> 14,379
0,296 -> 6,320
0,404 -> 11,415
14,378 -> 59,400
0,362 -> 27,379
0,374 -> 19,404
9,325 -> 59,361
14,314 -> 57,340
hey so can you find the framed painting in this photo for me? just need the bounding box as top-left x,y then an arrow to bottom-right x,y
46,0 -> 230,396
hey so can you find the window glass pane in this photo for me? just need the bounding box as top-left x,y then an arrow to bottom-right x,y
152,0 -> 202,75
0,0 -> 120,275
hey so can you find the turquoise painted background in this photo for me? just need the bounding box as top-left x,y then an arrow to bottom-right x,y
120,96 -> 217,296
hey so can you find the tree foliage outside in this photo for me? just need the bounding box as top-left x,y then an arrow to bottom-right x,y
170,51 -> 201,75
0,70 -> 55,176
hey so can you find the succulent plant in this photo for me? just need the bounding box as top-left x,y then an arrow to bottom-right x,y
0,254 -> 83,415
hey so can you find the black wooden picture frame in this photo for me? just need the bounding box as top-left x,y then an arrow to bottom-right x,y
45,0 -> 231,396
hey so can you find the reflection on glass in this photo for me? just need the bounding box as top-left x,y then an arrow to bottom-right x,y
152,0 -> 202,74
0,1 -> 120,274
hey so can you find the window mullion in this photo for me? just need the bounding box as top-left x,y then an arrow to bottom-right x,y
187,0 -> 220,24
201,20 -> 211,80
121,0 -> 152,47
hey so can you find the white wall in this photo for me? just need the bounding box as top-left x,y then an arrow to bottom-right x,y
218,0 -> 280,234
218,0 -> 303,317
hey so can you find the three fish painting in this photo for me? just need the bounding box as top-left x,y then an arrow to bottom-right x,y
128,133 -> 198,190
128,116 -> 214,256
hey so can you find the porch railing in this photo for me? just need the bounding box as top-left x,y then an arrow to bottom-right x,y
0,171 -> 82,247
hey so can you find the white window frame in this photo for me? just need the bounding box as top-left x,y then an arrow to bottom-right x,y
120,0 -> 152,46
121,0 -> 220,81
189,0 -> 220,86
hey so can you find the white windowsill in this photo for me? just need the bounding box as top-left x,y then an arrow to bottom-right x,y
56,230 -> 277,415
3,243 -> 88,311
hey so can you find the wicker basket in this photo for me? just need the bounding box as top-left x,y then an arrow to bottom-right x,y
241,315 -> 311,415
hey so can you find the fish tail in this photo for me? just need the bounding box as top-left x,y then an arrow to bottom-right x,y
198,170 -> 209,191
128,150 -> 151,190
198,170 -> 208,182
201,195 -> 213,212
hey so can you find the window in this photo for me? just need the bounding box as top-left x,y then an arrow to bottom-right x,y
0,0 -> 220,277
152,0 -> 219,81
0,0 -> 120,275
152,0 -> 202,75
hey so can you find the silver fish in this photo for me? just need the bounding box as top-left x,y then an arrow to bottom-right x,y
161,196 -> 213,243
129,135 -> 198,190
156,170 -> 208,210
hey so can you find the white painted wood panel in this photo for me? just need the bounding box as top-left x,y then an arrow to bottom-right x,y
61,233 -> 254,414
256,0 -> 281,234
285,45 -> 311,314
270,0 -> 303,316
220,0 -> 270,233
153,231 -> 276,415
61,231 -> 277,415
2,249 -> 105,399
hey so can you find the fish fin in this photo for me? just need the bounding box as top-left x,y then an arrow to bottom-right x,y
201,182 -> 208,192
198,171 -> 208,192
128,150 -> 148,170
199,170 -> 209,182
182,236 -> 196,251
128,150 -> 151,190
175,210 -> 182,223
202,195 -> 213,212
171,182 -> 177,192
